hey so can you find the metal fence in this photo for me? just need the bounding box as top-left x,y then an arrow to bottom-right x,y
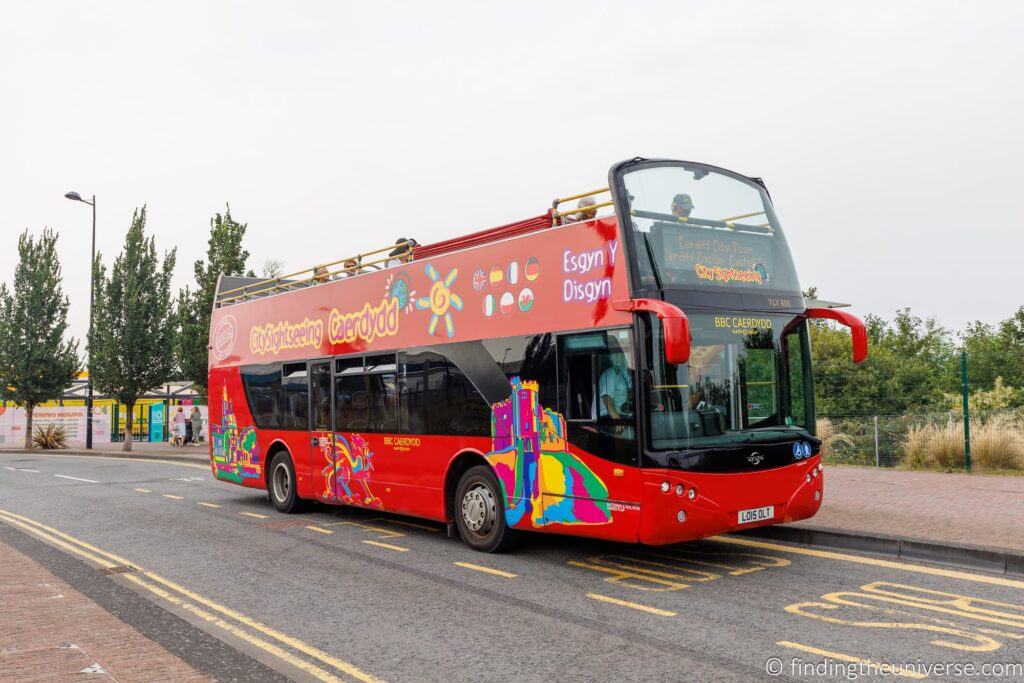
818,409 -> 1024,472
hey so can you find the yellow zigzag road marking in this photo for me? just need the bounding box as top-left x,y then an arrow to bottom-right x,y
0,508 -> 383,683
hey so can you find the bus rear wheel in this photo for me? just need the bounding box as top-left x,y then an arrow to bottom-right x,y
454,465 -> 514,553
268,452 -> 304,514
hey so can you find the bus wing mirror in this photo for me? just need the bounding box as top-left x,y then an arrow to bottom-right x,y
806,307 -> 868,364
613,298 -> 690,364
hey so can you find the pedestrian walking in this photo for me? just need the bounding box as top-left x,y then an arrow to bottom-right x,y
172,407 -> 187,446
190,407 -> 203,445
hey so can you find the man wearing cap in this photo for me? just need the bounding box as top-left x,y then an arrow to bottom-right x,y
671,193 -> 694,219
387,238 -> 418,267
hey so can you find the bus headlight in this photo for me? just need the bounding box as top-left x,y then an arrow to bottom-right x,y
806,474 -> 812,484
661,481 -> 670,493
675,484 -> 684,496
677,510 -> 686,523
814,491 -> 821,501
687,487 -> 697,500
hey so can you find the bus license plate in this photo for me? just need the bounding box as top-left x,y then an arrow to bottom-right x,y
737,505 -> 774,524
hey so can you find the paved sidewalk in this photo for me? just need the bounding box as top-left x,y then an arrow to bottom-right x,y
0,441 -> 209,463
801,465 -> 1024,553
0,539 -> 208,682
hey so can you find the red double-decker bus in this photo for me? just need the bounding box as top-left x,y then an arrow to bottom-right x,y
208,158 -> 867,552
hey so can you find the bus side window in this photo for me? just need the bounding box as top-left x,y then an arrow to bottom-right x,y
241,364 -> 282,429
398,350 -> 490,436
334,357 -> 367,432
565,354 -> 595,420
783,323 -> 810,429
364,354 -> 398,433
281,362 -> 309,430
558,331 -> 638,466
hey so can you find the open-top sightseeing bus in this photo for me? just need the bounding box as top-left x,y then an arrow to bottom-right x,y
208,157 -> 867,552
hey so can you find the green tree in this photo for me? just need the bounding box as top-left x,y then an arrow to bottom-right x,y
174,206 -> 251,401
90,207 -> 177,451
0,229 -> 81,448
959,306 -> 1024,395
809,306 -> 956,415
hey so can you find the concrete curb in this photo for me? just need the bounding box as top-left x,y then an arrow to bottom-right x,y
0,448 -> 208,467
735,524 -> 1024,578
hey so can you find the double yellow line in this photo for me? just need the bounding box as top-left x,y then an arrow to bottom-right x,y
0,508 -> 383,683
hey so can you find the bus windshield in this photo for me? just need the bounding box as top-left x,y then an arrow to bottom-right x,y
643,312 -> 812,451
621,162 -> 800,293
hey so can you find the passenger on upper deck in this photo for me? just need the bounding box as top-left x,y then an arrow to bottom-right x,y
341,258 -> 359,277
387,238 -> 418,267
577,197 -> 598,221
313,265 -> 330,283
562,197 -> 597,224
671,193 -> 694,219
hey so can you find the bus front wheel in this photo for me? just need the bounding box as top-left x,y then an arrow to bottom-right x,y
454,465 -> 514,552
268,452 -> 304,514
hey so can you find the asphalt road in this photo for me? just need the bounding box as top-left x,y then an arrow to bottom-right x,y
2,452 -> 1022,682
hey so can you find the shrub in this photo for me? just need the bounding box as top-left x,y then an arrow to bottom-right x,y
971,415 -> 1024,471
900,414 -> 1023,472
32,423 -> 68,449
816,417 -> 856,462
902,423 -> 931,469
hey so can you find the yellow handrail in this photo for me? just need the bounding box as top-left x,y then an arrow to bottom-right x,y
216,241 -> 413,306
552,187 -> 609,206
719,210 -> 765,222
551,200 -> 616,219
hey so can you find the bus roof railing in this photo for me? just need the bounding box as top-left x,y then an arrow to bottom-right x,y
550,187 -> 613,226
215,241 -> 412,307
216,184 -> 617,307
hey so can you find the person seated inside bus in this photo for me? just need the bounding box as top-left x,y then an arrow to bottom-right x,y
686,345 -> 729,436
346,258 -> 361,276
598,339 -> 634,439
387,238 -> 418,267
671,193 -> 694,219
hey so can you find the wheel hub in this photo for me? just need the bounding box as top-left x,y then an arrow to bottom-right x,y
461,484 -> 495,534
273,462 -> 291,503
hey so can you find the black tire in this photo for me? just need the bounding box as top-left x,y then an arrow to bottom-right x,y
267,451 -> 304,513
454,465 -> 515,553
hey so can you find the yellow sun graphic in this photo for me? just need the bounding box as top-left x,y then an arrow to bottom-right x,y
416,265 -> 463,337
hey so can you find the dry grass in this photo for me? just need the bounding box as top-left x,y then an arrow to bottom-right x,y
972,415 -> 1024,471
900,416 -> 1023,471
816,417 -> 855,459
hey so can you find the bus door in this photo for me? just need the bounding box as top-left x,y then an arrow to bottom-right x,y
556,330 -> 643,542
309,359 -> 334,502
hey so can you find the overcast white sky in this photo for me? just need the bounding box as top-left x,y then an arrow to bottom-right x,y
2,1 -> 1022,342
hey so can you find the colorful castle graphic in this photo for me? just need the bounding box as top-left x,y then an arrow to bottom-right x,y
211,383 -> 262,483
485,377 -> 611,528
319,433 -> 382,508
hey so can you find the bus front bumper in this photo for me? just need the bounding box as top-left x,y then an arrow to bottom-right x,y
637,457 -> 823,546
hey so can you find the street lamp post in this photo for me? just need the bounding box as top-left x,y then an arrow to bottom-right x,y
64,191 -> 96,450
